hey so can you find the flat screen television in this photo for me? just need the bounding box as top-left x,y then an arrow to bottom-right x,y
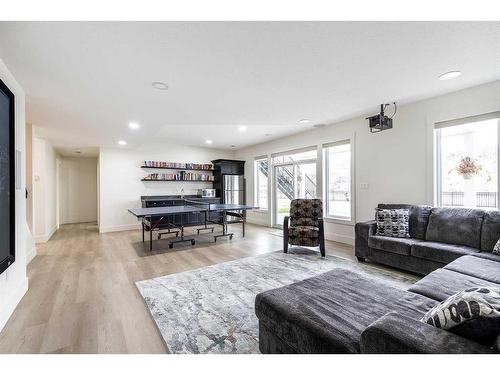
0,79 -> 15,275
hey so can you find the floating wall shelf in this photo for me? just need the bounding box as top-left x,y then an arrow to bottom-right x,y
141,166 -> 214,172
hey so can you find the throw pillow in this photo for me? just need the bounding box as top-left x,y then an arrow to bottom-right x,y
493,238 -> 500,255
421,287 -> 500,346
375,208 -> 410,238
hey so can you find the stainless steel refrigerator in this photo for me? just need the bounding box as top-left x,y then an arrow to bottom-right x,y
222,175 -> 245,205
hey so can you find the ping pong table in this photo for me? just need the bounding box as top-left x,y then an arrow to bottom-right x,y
128,199 -> 258,251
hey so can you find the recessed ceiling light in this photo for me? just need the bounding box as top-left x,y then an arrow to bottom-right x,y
205,139 -> 213,145
152,81 -> 169,90
118,140 -> 127,146
238,125 -> 247,132
299,119 -> 310,124
129,122 -> 140,130
439,71 -> 462,81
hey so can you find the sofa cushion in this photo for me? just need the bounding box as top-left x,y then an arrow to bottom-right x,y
408,268 -> 500,301
411,241 -> 479,264
290,199 -> 322,227
377,204 -> 432,240
425,207 -> 484,248
445,255 -> 500,284
481,211 -> 500,251
421,287 -> 500,346
255,268 -> 437,354
369,248 -> 443,275
472,252 -> 500,262
289,225 -> 319,238
368,236 -> 422,256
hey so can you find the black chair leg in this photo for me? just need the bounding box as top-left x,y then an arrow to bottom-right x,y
283,216 -> 289,253
318,218 -> 325,257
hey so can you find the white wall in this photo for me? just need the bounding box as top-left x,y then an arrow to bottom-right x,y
25,123 -> 33,233
99,143 -> 234,232
0,59 -> 28,332
60,157 -> 97,224
33,135 -> 59,243
235,80 -> 500,246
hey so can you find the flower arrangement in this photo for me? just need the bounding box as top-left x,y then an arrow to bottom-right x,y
454,157 -> 482,179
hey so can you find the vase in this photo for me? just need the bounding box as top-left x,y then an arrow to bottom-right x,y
462,173 -> 474,180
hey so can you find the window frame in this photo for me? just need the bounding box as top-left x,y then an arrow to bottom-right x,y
323,139 -> 355,224
254,156 -> 269,211
434,113 -> 500,210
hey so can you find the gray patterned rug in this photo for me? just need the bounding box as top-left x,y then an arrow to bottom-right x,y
135,248 -> 419,354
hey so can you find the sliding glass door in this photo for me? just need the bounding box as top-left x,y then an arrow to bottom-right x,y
273,149 -> 317,227
274,164 -> 294,226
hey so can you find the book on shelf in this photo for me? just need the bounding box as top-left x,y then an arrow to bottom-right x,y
143,172 -> 214,181
143,160 -> 213,170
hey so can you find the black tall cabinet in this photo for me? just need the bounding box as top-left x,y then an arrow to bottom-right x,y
211,159 -> 246,204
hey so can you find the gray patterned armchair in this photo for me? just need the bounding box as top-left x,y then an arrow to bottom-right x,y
283,199 -> 325,257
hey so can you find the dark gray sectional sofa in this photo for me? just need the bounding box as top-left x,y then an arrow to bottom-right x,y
255,205 -> 500,354
355,204 -> 500,275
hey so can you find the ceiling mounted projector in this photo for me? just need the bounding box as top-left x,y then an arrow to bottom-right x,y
367,102 -> 397,133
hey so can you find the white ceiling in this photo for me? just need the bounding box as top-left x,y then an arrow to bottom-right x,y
1,21 -> 500,151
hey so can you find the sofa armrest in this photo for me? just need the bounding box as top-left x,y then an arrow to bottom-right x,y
360,312 -> 494,354
355,220 -> 376,260
355,220 -> 376,241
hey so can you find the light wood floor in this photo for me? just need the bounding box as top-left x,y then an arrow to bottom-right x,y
0,222 -> 355,354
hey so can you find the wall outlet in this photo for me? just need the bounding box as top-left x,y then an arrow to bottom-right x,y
360,183 -> 369,190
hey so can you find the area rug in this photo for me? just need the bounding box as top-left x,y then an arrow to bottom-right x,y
135,249 -> 419,354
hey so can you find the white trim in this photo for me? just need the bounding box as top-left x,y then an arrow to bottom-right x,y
435,111 -> 500,129
324,217 -> 354,226
60,217 -> 98,225
35,224 -> 57,243
254,158 -> 269,211
99,223 -> 141,233
323,136 -> 355,224
322,139 -> 350,148
434,128 -> 442,206
271,145 -> 317,159
26,245 -> 36,264
0,276 -> 28,332
324,232 -> 355,246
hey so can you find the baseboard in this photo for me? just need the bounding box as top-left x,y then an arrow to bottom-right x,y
325,232 -> 355,246
246,217 -> 270,227
99,223 -> 141,233
0,277 -> 28,333
35,224 -> 58,244
61,217 -> 97,225
26,245 -> 36,264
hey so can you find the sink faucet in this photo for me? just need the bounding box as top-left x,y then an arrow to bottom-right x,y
180,188 -> 184,199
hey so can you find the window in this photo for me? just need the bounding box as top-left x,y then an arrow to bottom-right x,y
272,147 -> 317,165
271,147 -> 318,226
254,157 -> 269,210
435,114 -> 499,210
324,140 -> 352,220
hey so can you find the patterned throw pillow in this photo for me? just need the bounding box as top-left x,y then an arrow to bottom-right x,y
375,209 -> 410,238
493,238 -> 500,255
421,287 -> 500,345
